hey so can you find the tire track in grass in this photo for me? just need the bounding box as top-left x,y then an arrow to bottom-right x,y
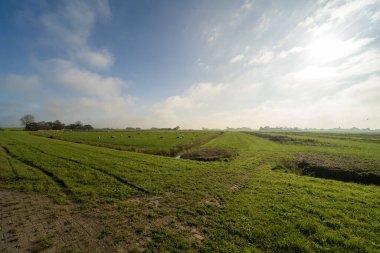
1,146 -> 74,198
25,145 -> 151,195
1,149 -> 18,177
32,131 -> 225,157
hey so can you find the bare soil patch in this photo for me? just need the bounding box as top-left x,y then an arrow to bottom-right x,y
0,191 -> 114,253
0,190 -> 210,252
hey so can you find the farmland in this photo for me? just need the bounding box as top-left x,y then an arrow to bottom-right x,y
32,130 -> 222,156
0,130 -> 379,252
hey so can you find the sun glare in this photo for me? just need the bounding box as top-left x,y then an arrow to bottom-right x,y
308,36 -> 348,64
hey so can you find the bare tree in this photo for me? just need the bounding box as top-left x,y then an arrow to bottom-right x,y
20,114 -> 35,127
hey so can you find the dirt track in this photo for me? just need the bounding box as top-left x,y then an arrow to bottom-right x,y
0,191 -> 109,253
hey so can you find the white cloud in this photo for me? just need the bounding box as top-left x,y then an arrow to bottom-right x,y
0,1 -> 136,128
74,48 -> 114,70
201,76 -> 380,129
241,0 -> 254,11
150,65 -> 380,129
196,58 -> 210,70
254,9 -> 280,33
153,82 -> 225,121
36,59 -> 123,99
151,78 -> 269,129
338,49 -> 380,77
40,2 -> 95,48
3,0 -> 379,129
150,0 -> 379,129
232,0 -> 254,24
287,66 -> 338,82
235,82 -> 263,94
229,54 -> 245,64
339,75 -> 380,104
328,0 -> 377,24
45,95 -> 135,127
371,11 -> 380,22
310,23 -> 332,35
291,48 -> 379,84
278,47 -> 303,59
94,0 -> 111,18
285,37 -> 376,84
39,0 -> 113,70
300,0 -> 378,34
206,27 -> 220,44
249,50 -> 274,65
149,0 -> 380,129
3,74 -> 41,92
307,37 -> 373,64
188,82 -> 225,97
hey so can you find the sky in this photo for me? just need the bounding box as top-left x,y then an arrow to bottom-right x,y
0,0 -> 379,129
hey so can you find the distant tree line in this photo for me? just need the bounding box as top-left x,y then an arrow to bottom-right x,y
125,127 -> 142,130
150,126 -> 180,130
20,114 -> 94,131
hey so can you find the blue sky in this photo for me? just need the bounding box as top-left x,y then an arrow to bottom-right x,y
1,0 -> 379,129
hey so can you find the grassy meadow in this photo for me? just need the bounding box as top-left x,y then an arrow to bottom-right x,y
32,130 -> 222,156
0,130 -> 379,252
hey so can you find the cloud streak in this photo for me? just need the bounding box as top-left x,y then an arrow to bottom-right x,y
0,0 -> 135,127
153,82 -> 225,121
300,0 -> 378,34
40,0 -> 113,70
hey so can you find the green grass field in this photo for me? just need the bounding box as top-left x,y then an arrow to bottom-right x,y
32,130 -> 222,156
0,130 -> 379,252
